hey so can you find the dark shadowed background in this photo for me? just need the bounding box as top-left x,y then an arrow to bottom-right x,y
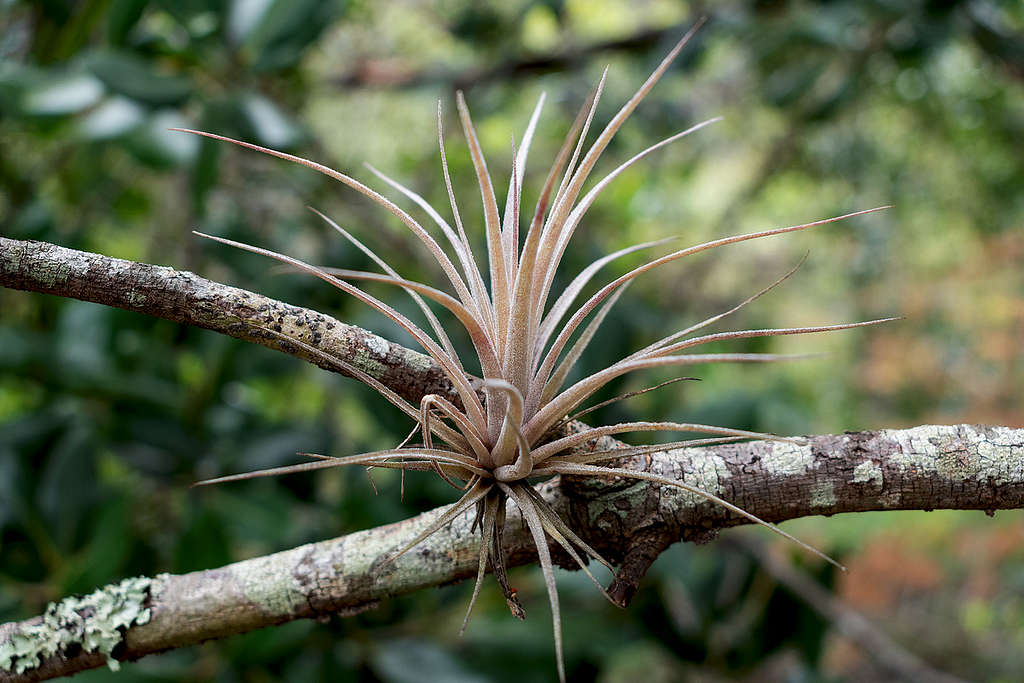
1,1 -> 1022,680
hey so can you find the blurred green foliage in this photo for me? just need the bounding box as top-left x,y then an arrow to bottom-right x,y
1,0 -> 1022,680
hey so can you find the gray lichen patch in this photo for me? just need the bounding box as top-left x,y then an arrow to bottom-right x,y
0,576 -> 152,674
345,343 -> 388,378
236,553 -> 309,618
852,460 -> 883,487
961,425 -> 1024,486
637,449 -> 733,514
886,425 -> 1024,485
762,441 -> 815,477
810,482 -> 837,509
364,335 -> 390,358
33,254 -> 75,290
886,426 -> 948,474
125,289 -> 147,306
400,348 -> 436,373
677,450 -> 731,506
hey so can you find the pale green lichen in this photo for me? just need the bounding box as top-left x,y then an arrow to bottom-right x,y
31,256 -> 74,290
886,426 -> 945,473
852,460 -> 883,486
629,449 -> 733,513
678,450 -> 731,506
125,289 -> 147,306
970,426 -> 1024,486
0,576 -> 152,674
346,344 -> 387,377
886,425 -> 1024,484
810,482 -> 836,508
761,441 -> 815,476
236,554 -> 307,617
401,349 -> 436,373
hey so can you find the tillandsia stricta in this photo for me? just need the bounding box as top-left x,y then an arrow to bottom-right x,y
175,22 -> 892,682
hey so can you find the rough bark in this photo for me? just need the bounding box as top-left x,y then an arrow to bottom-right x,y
0,237 -> 459,406
2,425 -> 1019,681
2,237 -> 1019,681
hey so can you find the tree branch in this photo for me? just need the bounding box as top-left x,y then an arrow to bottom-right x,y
329,24 -> 687,91
0,237 -> 459,406
3,238 -> 1020,680
2,424 -> 1020,681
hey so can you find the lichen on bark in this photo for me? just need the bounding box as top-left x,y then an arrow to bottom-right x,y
0,577 -> 152,674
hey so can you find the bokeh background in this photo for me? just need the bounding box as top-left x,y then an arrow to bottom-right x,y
1,1 -> 1022,681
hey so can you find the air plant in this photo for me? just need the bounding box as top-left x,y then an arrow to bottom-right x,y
175,23 -> 891,682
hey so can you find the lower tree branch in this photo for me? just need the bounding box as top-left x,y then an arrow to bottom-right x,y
3,238 -> 1020,680
1,424 -> 1021,680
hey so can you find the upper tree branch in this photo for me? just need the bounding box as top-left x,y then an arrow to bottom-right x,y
0,237 -> 458,405
2,238 -> 1017,681
330,24 -> 686,91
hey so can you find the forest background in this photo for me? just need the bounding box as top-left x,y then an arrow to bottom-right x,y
1,1 -> 1022,680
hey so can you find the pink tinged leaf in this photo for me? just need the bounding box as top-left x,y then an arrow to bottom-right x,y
537,283 -> 629,411
363,164 -> 468,275
309,207 -> 463,368
500,94 -> 547,290
626,253 -> 810,362
304,451 -> 472,484
528,352 -> 817,443
245,323 -> 473,453
532,420 -> 800,464
460,491 -> 500,635
519,487 -> 617,606
192,230 -> 489,431
534,22 -> 705,304
501,92 -> 587,397
437,102 -> 495,336
542,462 -> 845,571
519,88 -> 597,310
553,376 -> 698,431
284,449 -> 487,472
641,318 -> 903,360
545,437 -> 750,466
193,448 -> 489,488
317,266 -> 502,378
533,206 -> 892,397
546,21 -> 706,230
499,483 -> 567,683
420,400 -> 472,489
507,91 -> 601,390
534,118 -> 722,323
500,135 -> 520,299
530,68 -> 608,321
170,128 -> 477,313
455,92 -> 510,338
362,164 -> 493,330
521,484 -> 616,575
420,394 -> 491,465
530,87 -> 593,235
535,237 -> 676,363
483,379 -> 532,478
381,480 -> 493,566
546,67 -> 608,233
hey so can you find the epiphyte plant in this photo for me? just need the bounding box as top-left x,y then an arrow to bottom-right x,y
176,22 -> 891,682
